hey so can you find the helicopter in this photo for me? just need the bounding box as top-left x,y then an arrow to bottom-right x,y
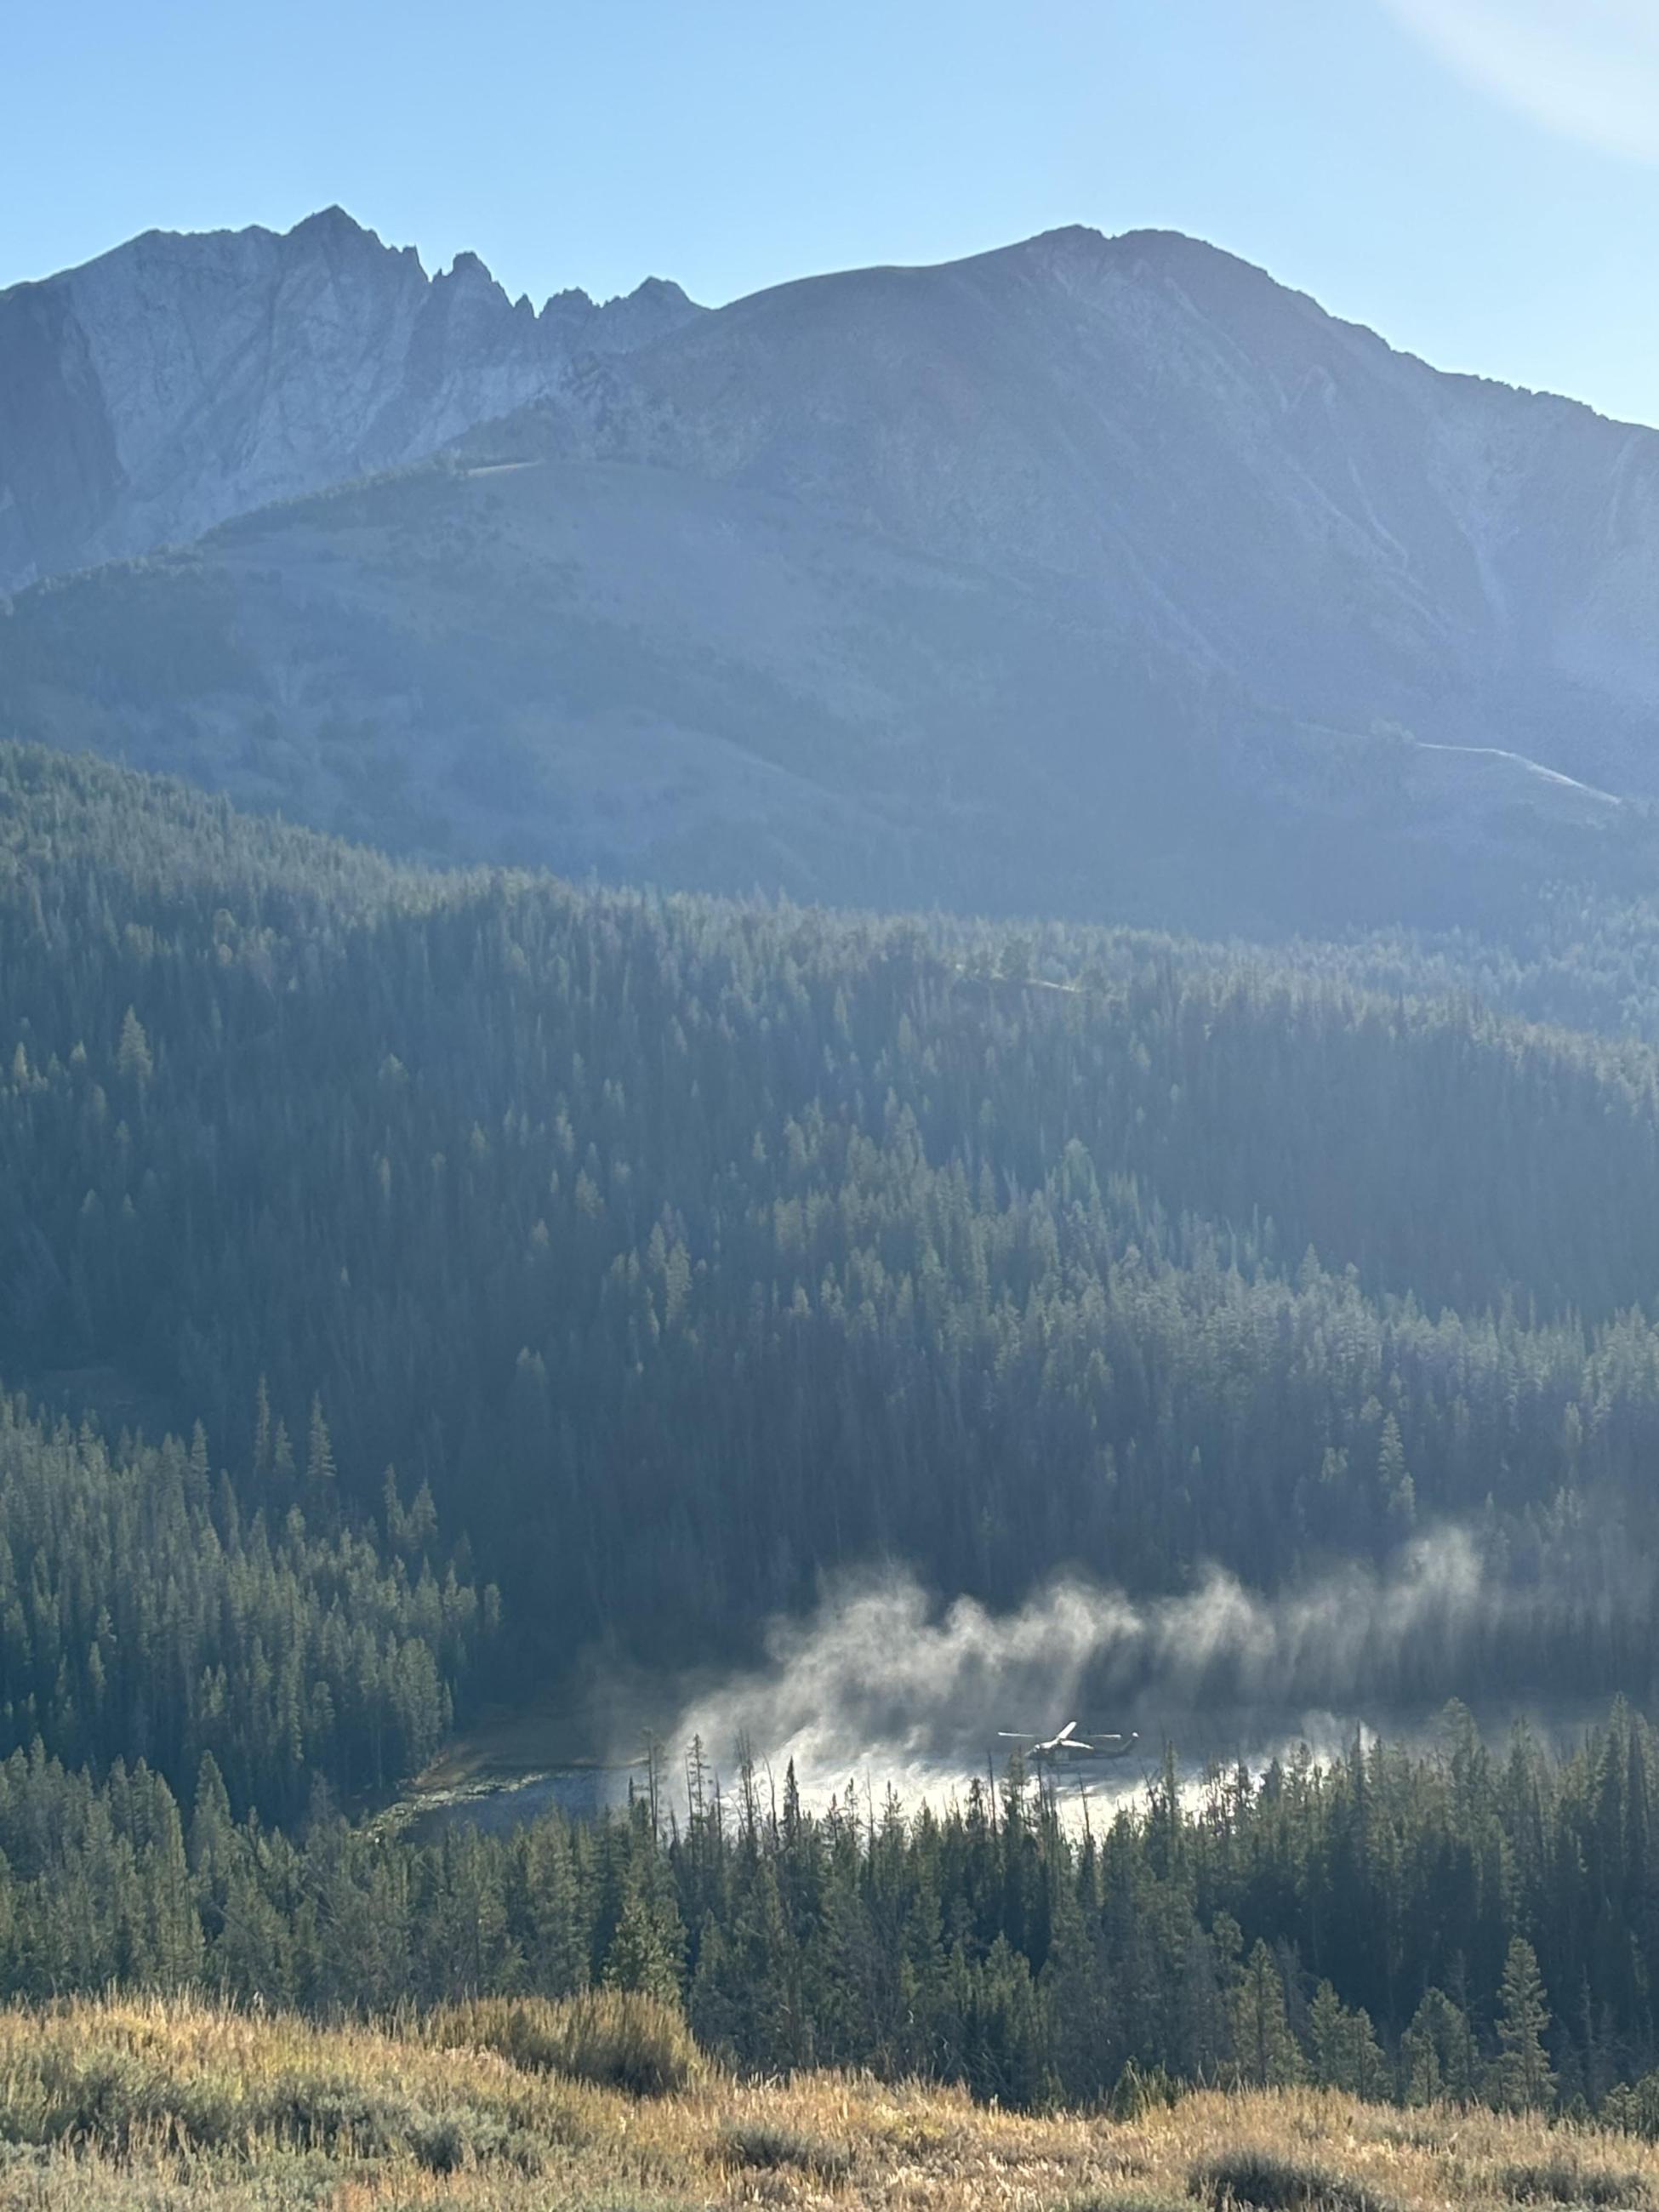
997,1720 -> 1139,1764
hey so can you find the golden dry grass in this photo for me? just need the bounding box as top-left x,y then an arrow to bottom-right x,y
0,1996 -> 1652,2209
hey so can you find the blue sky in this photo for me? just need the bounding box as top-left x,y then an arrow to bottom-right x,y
7,0 -> 1659,424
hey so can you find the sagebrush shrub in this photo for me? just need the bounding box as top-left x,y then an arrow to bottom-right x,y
432,1992 -> 701,2098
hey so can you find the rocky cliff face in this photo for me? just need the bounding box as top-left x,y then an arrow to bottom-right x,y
0,208 -> 701,590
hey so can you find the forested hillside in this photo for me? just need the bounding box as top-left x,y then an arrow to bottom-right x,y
9,742 -> 1659,2116
9,739 -> 1659,1702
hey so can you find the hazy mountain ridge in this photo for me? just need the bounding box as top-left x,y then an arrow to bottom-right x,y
3,214 -> 1659,931
0,207 -> 702,590
523,225 -> 1659,777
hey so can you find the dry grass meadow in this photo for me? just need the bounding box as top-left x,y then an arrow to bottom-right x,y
0,1991 -> 1652,2209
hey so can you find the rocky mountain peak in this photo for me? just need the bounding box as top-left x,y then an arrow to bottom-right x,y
288,202 -> 372,243
0,210 -> 705,590
443,248 -> 497,286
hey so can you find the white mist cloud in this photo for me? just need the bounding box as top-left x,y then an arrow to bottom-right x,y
668,1532 -> 1501,1809
1382,0 -> 1659,163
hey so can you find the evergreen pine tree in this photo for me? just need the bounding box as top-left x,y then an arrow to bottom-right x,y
305,1398 -> 336,1501
1231,1940 -> 1303,2088
603,1874 -> 681,2005
1493,1938 -> 1556,2111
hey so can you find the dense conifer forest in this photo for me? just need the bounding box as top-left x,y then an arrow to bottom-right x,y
5,1702 -> 1659,2118
0,1394 -> 493,1821
11,738 -> 1659,2110
10,742 -> 1659,1677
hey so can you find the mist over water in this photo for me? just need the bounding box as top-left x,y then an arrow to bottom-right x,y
401,1527 -> 1636,1841
665,1529 -> 1622,1816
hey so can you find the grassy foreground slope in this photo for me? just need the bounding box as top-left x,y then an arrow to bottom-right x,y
2,1993 -> 1657,2210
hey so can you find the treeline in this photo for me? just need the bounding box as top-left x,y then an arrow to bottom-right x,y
0,1390 -> 494,1822
10,742 -> 1659,1680
7,1709 -> 1659,2118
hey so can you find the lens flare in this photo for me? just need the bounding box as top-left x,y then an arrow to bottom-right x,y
1382,0 -> 1659,162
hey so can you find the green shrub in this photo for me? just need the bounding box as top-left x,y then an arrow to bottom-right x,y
1502,2156 -> 1650,2207
434,1992 -> 701,2098
1189,2149 -> 1394,2212
1064,2197 -> 1189,2212
405,2107 -> 543,2177
0,2039 -> 534,2170
717,2120 -> 855,2185
24,2050 -> 164,2152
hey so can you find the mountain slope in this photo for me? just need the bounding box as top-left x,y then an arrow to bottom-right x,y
0,450 -> 1253,917
0,207 -> 701,590
539,224 -> 1659,793
4,220 -> 1658,930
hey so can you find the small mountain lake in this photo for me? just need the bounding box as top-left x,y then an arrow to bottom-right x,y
390,1764 -> 644,1844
